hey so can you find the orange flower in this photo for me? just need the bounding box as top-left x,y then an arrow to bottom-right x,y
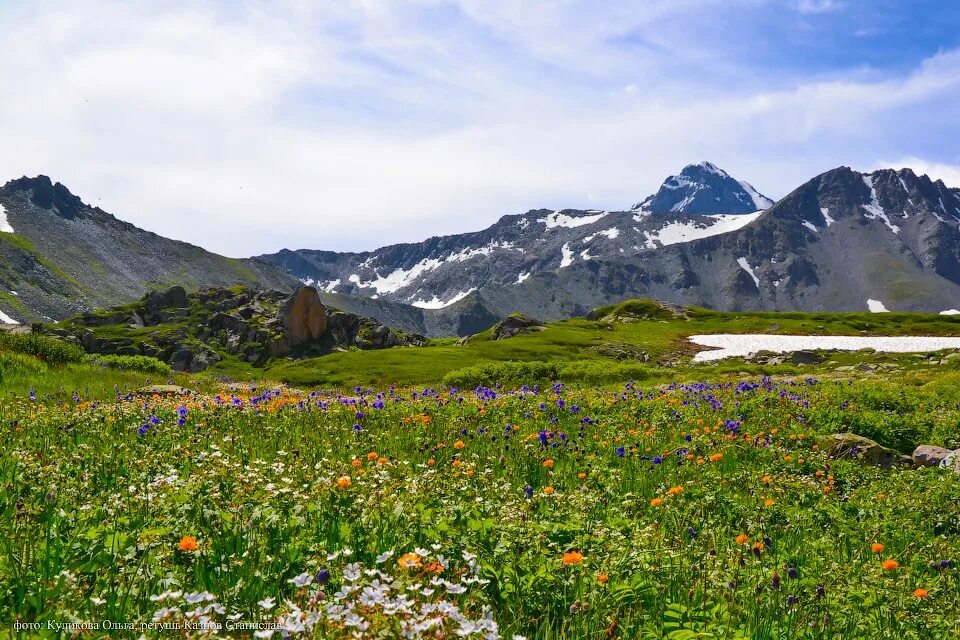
424,560 -> 444,574
815,470 -> 824,478
913,588 -> 928,599
543,486 -> 555,495
427,458 -> 436,466
709,453 -> 723,463
351,459 -> 362,468
543,459 -> 554,468
453,440 -> 466,449
667,485 -> 684,496
377,457 -> 388,465
178,535 -> 198,552
578,472 -> 587,479
882,559 -> 899,571
452,459 -> 462,468
398,552 -> 422,569
650,498 -> 663,507
736,534 -> 749,545
335,475 -> 352,489
562,551 -> 584,565
367,451 -> 378,461
597,573 -> 609,584
764,498 -> 776,507
871,543 -> 884,553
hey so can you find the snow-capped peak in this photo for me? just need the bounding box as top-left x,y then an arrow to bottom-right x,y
632,162 -> 774,215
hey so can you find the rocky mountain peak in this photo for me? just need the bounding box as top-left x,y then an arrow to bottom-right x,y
3,175 -> 86,219
632,161 -> 774,215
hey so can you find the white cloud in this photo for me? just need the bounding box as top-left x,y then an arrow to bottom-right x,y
876,157 -> 960,188
0,1 -> 957,257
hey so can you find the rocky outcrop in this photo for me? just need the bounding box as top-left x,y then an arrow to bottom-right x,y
826,433 -> 912,469
50,285 -> 421,372
491,315 -> 545,340
279,286 -> 327,344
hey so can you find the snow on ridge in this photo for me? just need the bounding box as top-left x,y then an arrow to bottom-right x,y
691,334 -> 960,362
582,227 -> 621,243
867,299 -> 889,313
0,204 -> 13,234
642,211 -> 764,249
861,175 -> 900,234
559,243 -> 574,268
940,309 -> 960,315
802,220 -> 818,233
0,308 -> 18,325
539,210 -> 610,229
348,257 -> 444,294
321,279 -> 340,293
516,272 -> 531,284
410,288 -> 476,309
737,180 -> 775,210
736,257 -> 760,288
445,241 -> 517,263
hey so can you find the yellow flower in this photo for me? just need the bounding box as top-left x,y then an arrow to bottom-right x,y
764,498 -> 776,507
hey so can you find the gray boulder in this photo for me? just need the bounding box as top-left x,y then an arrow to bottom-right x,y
912,445 -> 954,468
491,315 -> 545,340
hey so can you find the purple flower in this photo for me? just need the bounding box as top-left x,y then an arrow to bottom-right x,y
524,485 -> 534,499
616,446 -> 625,457
787,567 -> 798,579
316,568 -> 331,585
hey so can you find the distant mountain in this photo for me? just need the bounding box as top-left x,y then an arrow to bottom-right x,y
632,161 -> 774,214
0,176 -> 298,324
260,165 -> 960,333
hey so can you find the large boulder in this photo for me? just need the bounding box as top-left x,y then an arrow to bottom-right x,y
278,286 -> 328,344
826,433 -> 912,469
491,315 -> 545,340
146,286 -> 189,311
912,445 -> 954,468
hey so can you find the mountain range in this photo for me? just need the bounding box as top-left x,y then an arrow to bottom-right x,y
2,162 -> 960,336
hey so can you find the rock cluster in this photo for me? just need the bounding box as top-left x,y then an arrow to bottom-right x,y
49,285 -> 425,372
490,315 -> 546,340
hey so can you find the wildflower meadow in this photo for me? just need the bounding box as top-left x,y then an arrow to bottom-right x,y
1,372 -> 959,639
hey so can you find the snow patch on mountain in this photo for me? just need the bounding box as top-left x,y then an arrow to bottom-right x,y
941,309 -> 960,315
737,257 -> 760,287
867,299 -> 889,312
348,257 -> 444,294
737,180 -> 775,210
0,309 -> 18,324
559,243 -> 574,268
539,210 -> 609,229
819,207 -> 835,227
642,211 -> 764,248
0,204 -> 13,233
446,241 -> 518,262
516,271 -> 531,284
410,288 -> 476,309
582,228 -> 621,243
861,175 -> 900,234
802,220 -> 818,233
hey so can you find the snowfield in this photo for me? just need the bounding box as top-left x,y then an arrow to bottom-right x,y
690,334 -> 960,362
643,211 -> 763,248
0,309 -> 19,325
0,203 -> 13,233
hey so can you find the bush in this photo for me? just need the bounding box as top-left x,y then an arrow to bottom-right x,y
0,332 -> 86,365
89,354 -> 172,375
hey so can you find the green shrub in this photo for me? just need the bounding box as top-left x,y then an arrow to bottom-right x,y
89,354 -> 172,375
0,332 -> 86,365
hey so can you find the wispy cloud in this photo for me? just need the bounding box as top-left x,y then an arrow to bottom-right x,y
0,1 -> 957,256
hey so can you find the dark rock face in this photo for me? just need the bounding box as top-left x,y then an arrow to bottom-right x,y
279,286 -> 328,344
491,315 -> 545,340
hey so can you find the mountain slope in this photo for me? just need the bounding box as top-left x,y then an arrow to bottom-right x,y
0,176 -> 299,324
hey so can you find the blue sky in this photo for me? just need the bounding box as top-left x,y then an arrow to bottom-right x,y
1,0 -> 959,256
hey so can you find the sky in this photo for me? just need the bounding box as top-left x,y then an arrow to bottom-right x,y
1,0 -> 960,257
